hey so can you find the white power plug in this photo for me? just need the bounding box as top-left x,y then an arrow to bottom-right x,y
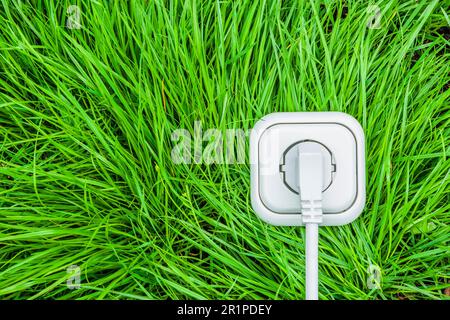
250,112 -> 366,299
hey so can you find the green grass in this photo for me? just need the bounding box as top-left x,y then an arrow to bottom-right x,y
0,0 -> 449,300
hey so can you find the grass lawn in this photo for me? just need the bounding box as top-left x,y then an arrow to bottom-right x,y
0,0 -> 449,299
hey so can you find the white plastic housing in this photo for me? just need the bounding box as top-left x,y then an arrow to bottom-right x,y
250,112 -> 365,226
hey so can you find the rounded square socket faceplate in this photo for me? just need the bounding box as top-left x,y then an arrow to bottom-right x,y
250,112 -> 366,226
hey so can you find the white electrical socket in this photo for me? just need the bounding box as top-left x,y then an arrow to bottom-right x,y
250,112 -> 365,226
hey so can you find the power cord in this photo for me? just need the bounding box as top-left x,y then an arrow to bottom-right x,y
298,145 -> 324,300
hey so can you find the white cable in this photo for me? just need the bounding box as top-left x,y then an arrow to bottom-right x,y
305,223 -> 319,300
298,146 -> 323,300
